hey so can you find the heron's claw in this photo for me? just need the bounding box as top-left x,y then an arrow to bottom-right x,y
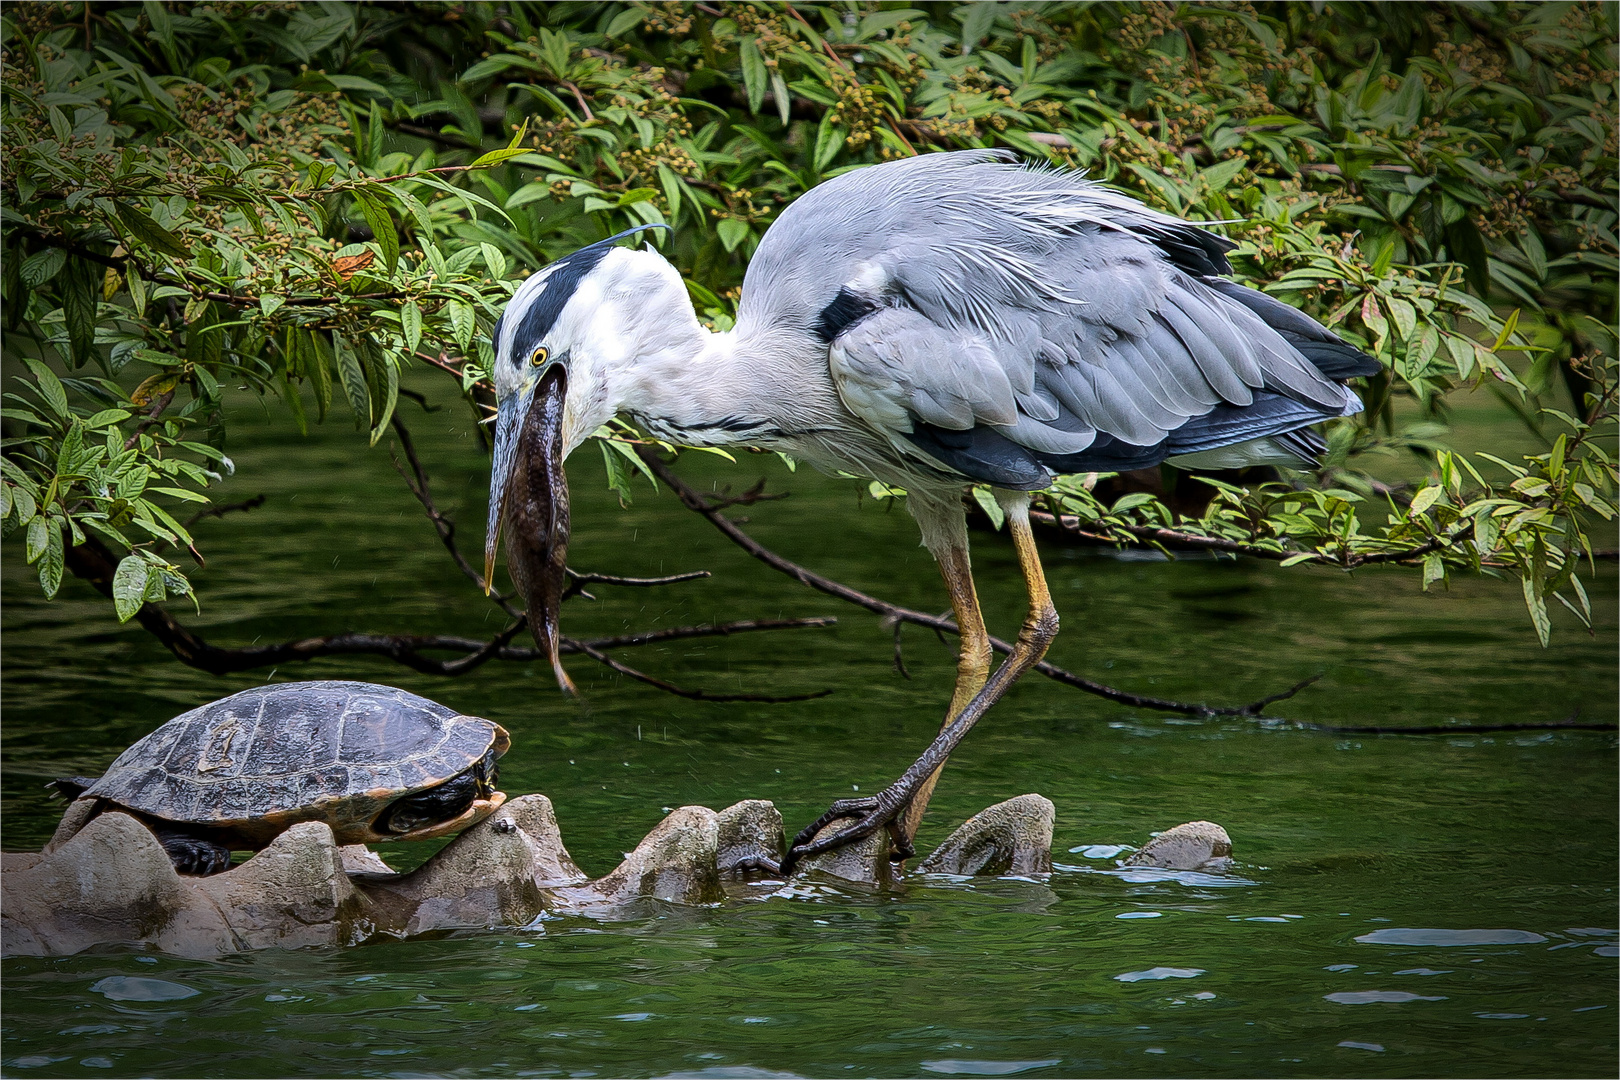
779,792 -> 916,876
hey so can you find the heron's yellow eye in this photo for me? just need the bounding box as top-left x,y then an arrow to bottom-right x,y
530,347 -> 548,367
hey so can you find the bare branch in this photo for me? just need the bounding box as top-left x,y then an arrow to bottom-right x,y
635,447 -> 1307,718
184,494 -> 266,529
567,637 -> 832,703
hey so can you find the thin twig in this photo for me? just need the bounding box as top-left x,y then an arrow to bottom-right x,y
559,80 -> 595,121
183,494 -> 266,528
707,477 -> 790,510
122,389 -> 175,451
567,637 -> 832,702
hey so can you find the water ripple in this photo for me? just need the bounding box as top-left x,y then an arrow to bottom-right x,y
1355,928 -> 1547,946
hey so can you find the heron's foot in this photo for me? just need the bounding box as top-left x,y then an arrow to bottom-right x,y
779,793 -> 917,877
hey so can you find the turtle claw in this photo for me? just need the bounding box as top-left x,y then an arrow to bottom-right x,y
148,825 -> 232,877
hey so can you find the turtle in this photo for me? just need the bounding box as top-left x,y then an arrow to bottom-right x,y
46,681 -> 509,876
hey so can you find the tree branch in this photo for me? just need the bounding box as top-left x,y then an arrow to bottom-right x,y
59,529 -> 840,677
635,447 -> 1308,718
384,414 -> 833,698
1029,505 -> 1457,568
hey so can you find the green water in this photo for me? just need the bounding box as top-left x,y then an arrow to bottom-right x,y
2,378 -> 1616,1078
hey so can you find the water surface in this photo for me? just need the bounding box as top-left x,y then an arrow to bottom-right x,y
3,379 -> 1615,1077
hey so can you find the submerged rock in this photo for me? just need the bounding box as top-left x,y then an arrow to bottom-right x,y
795,817 -> 894,885
917,794 -> 1055,876
192,821 -> 373,951
1,811 -> 235,959
556,805 -> 724,909
1,790 -> 1077,956
1121,820 -> 1233,871
716,799 -> 785,874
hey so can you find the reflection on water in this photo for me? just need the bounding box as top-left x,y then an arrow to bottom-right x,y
2,379 -> 1616,1078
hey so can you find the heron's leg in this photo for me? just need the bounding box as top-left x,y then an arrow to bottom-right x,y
782,494 -> 1058,874
892,540 -> 992,852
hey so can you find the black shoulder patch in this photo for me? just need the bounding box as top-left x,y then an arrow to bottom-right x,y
815,287 -> 879,344
903,422 -> 1050,490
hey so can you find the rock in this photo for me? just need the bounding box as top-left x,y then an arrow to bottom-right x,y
338,845 -> 393,875
41,798 -> 99,853
1,811 -> 234,959
795,818 -> 892,885
500,793 -> 589,887
715,800 -> 784,873
917,794 -> 1054,876
1121,820 -> 1233,871
192,822 -> 375,950
561,805 -> 723,908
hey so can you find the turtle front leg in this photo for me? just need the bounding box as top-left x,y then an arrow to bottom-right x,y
144,820 -> 232,876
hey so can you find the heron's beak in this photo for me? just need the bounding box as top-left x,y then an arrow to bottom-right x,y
486,365 -> 576,694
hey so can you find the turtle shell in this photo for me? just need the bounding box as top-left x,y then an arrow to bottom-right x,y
82,681 -> 509,847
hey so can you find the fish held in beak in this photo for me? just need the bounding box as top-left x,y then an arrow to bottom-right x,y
486,365 -> 575,694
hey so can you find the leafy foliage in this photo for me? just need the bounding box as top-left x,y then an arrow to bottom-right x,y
1,1 -> 1614,643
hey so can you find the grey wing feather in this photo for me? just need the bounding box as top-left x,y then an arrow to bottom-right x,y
745,150 -> 1369,482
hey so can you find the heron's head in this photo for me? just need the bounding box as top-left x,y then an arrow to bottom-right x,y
486,225 -> 678,693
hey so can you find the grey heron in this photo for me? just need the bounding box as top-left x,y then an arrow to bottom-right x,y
484,150 -> 1378,873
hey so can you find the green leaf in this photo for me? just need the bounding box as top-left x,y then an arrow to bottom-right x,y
605,6 -> 644,37
1386,296 -> 1416,341
11,484 -> 37,524
19,248 -> 66,287
1521,569 -> 1551,647
739,38 -> 767,114
369,353 -> 399,447
479,241 -> 507,280
60,257 -> 101,369
1408,486 -> 1442,515
1111,492 -> 1158,513
22,358 -> 70,418
1421,552 -> 1444,591
113,555 -> 149,622
1491,308 -> 1521,352
972,486 -> 1005,529
114,201 -> 191,257
85,408 -> 131,428
401,301 -> 423,355
334,336 -> 371,428
126,264 -> 147,317
280,368 -> 308,436
957,2 -> 997,53
38,518 -> 63,599
814,112 -> 846,173
25,515 -> 49,563
447,300 -> 474,349
771,71 -> 791,126
468,145 -> 535,169
716,218 -> 750,253
352,190 -> 399,274
1278,552 -> 1317,567
601,439 -> 635,504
